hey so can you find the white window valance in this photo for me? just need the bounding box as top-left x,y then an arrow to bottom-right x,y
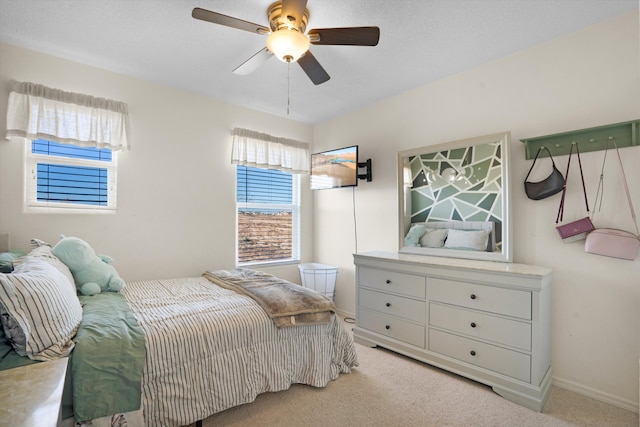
231,128 -> 309,174
5,80 -> 129,151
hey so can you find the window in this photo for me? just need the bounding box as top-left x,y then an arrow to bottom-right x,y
6,81 -> 128,212
236,166 -> 300,265
25,139 -> 117,211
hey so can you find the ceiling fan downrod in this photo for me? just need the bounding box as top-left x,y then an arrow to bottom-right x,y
287,61 -> 291,115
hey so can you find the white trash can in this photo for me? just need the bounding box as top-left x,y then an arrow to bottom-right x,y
298,263 -> 338,300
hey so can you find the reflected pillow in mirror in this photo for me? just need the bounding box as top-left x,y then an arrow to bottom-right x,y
419,228 -> 449,248
404,224 -> 427,247
444,229 -> 490,251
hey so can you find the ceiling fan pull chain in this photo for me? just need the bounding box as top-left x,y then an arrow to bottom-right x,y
287,61 -> 291,115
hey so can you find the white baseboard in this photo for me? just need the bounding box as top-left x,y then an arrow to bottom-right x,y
553,376 -> 639,414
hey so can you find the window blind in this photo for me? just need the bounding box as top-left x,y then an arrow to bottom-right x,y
28,139 -> 115,208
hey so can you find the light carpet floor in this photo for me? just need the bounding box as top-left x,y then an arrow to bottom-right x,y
189,319 -> 638,427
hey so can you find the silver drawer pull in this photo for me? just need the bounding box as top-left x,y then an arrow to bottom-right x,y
385,279 -> 391,284
470,294 -> 477,300
385,302 -> 391,307
470,322 -> 476,328
470,350 -> 476,356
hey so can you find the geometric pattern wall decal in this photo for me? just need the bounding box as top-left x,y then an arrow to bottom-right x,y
408,141 -> 503,246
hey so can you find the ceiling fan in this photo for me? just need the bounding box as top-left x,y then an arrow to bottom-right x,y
192,0 -> 380,85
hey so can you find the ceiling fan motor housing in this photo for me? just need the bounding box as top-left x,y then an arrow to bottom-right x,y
266,1 -> 311,62
268,1 -> 309,32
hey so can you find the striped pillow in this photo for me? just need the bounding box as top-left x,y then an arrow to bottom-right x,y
0,258 -> 82,361
13,245 -> 77,291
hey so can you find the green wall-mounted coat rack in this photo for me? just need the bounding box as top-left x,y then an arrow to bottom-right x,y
521,119 -> 639,160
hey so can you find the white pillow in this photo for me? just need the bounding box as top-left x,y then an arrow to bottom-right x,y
419,228 -> 449,248
444,229 -> 491,251
14,245 -> 76,291
0,259 -> 82,361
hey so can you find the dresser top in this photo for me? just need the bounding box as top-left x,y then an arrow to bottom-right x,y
0,357 -> 68,427
354,251 -> 552,278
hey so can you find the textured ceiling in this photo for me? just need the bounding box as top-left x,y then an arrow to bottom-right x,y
0,0 -> 637,124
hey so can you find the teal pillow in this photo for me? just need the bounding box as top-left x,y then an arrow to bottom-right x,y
404,224 -> 427,247
0,250 -> 26,273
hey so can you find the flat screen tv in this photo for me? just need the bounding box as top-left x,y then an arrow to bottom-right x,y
310,145 -> 359,190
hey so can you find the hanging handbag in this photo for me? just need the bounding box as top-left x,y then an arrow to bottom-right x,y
585,140 -> 640,260
555,143 -> 595,243
524,146 -> 566,200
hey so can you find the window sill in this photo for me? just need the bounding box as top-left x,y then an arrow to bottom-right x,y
25,205 -> 116,215
237,259 -> 300,269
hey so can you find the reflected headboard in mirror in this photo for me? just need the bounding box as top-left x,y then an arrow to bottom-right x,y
398,132 -> 513,262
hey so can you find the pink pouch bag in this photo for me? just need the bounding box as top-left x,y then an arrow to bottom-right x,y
584,228 -> 640,260
555,143 -> 594,243
556,216 -> 595,243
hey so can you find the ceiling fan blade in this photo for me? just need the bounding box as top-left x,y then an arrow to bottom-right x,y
233,48 -> 274,75
192,7 -> 269,35
281,0 -> 308,26
308,27 -> 380,46
297,51 -> 330,85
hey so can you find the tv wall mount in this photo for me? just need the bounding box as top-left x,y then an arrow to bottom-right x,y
358,159 -> 372,182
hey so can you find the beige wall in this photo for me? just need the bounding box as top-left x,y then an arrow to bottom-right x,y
313,11 -> 639,412
0,42 -> 314,284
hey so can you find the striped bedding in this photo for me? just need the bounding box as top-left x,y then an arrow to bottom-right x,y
119,275 -> 358,427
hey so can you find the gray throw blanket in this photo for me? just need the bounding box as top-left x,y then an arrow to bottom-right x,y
203,268 -> 336,327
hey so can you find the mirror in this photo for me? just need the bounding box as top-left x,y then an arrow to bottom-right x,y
398,132 -> 512,262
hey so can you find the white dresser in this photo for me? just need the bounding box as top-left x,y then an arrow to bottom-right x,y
353,251 -> 552,411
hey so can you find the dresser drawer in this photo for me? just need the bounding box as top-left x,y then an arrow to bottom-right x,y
429,278 -> 531,319
360,288 -> 426,324
429,303 -> 531,351
358,308 -> 425,348
429,329 -> 531,382
358,267 -> 426,299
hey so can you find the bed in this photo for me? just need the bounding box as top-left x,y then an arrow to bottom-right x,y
0,242 -> 358,427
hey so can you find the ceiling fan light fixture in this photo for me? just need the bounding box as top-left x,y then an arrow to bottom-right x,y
266,29 -> 310,62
